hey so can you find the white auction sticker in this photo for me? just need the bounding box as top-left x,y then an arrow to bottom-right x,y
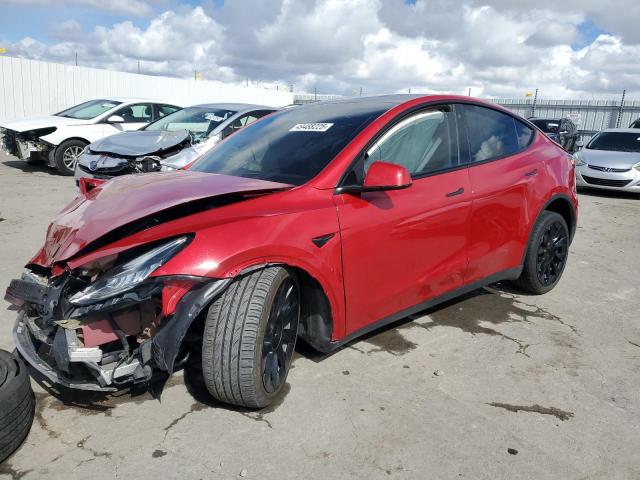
289,123 -> 334,132
204,113 -> 225,122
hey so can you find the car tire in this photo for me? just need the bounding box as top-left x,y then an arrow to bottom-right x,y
201,267 -> 300,408
0,350 -> 35,464
514,211 -> 569,295
54,139 -> 87,176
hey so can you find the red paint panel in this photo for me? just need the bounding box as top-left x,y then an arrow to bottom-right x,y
336,169 -> 472,334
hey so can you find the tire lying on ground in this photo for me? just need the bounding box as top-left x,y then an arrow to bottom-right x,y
0,350 -> 35,463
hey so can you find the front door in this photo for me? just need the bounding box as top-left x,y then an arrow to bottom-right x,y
335,105 -> 472,334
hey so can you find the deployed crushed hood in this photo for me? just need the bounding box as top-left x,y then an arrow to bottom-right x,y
581,148 -> 640,169
0,115 -> 88,132
32,171 -> 291,267
89,130 -> 191,157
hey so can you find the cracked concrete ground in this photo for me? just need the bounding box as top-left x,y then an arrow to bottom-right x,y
0,152 -> 639,479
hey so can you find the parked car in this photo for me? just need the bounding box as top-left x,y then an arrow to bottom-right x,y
5,95 -> 577,408
574,128 -> 640,193
0,98 -> 181,175
74,103 -> 276,186
529,117 -> 579,152
629,118 -> 640,129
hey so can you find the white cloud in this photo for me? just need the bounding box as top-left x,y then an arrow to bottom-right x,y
3,0 -> 640,98
0,0 -> 154,17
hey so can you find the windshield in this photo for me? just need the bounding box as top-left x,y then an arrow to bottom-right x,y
190,102 -> 387,185
587,132 -> 640,152
144,107 -> 236,142
531,119 -> 559,134
55,99 -> 121,119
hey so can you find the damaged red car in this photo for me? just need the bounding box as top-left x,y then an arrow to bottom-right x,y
5,95 -> 578,408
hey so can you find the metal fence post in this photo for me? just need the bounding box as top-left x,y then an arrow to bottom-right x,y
616,89 -> 626,128
531,88 -> 538,118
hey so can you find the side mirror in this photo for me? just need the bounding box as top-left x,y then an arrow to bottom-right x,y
338,161 -> 412,194
107,115 -> 124,123
575,140 -> 584,149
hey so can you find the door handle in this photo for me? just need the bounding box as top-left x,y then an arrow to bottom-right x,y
524,169 -> 538,177
445,187 -> 464,197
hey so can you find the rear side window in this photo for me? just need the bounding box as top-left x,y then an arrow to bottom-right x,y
460,105 -> 521,162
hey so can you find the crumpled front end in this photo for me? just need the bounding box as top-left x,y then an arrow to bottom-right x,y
6,237 -> 228,391
74,130 -> 198,186
0,126 -> 55,161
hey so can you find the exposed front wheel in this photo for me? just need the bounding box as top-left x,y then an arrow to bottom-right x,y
201,267 -> 299,408
514,211 -> 569,294
54,139 -> 87,176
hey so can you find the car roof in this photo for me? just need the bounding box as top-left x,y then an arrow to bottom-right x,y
187,103 -> 275,112
290,94 -> 529,119
599,128 -> 640,134
529,118 -> 562,122
107,97 -> 177,104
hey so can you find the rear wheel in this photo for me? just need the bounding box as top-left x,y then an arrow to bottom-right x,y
54,139 -> 87,176
0,350 -> 35,463
514,211 -> 569,294
201,267 -> 299,408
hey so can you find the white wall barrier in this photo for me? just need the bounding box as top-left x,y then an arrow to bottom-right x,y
0,56 -> 293,122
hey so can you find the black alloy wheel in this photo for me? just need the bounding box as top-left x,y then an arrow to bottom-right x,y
261,277 -> 300,394
536,220 -> 568,287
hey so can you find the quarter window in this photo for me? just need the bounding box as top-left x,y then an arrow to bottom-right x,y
364,107 -> 459,176
461,105 -> 521,162
515,120 -> 534,149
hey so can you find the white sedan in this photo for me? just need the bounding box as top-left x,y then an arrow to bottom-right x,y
0,98 -> 181,175
574,128 -> 640,194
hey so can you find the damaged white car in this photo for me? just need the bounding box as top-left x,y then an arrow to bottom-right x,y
0,98 -> 181,175
74,103 -> 276,187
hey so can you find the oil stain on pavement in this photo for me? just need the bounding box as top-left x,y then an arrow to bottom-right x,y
487,402 -> 574,421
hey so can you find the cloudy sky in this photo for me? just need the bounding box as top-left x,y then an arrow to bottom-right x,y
1,0 -> 639,98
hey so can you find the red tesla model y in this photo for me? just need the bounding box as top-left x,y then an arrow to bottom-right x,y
6,95 -> 578,407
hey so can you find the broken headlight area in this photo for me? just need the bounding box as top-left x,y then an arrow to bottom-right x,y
5,235 -> 220,391
1,127 -> 56,160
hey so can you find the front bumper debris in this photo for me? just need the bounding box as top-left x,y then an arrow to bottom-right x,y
14,313 -> 118,392
7,268 -> 230,391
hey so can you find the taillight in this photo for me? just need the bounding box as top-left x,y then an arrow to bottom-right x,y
79,177 -> 106,195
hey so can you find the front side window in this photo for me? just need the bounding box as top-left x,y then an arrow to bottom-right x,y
55,99 -> 122,120
115,103 -> 153,123
364,107 -> 459,176
461,105 -> 520,162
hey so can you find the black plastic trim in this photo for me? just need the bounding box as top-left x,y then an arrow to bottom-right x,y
311,266 -> 523,353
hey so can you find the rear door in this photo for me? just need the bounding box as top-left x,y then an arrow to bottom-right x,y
457,104 -> 540,284
335,105 -> 472,334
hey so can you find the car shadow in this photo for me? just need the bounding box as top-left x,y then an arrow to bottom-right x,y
578,187 -> 639,200
2,159 -> 58,176
300,281 -> 569,363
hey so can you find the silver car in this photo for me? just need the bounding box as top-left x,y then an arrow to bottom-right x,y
574,128 -> 640,193
75,103 -> 276,185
